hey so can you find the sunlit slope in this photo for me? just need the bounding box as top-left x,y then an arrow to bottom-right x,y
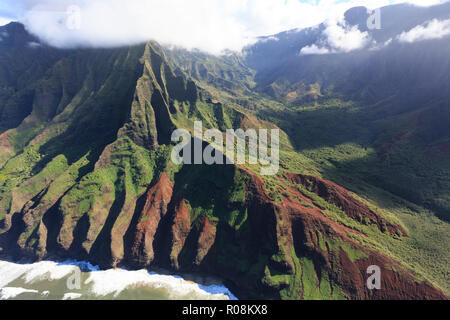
0,21 -> 448,299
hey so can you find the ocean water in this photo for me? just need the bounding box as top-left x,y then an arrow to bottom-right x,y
0,260 -> 237,300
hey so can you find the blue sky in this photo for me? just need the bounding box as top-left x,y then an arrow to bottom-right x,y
0,0 -> 448,53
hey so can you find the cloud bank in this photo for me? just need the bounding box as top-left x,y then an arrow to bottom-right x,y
300,17 -> 371,55
0,0 -> 449,54
0,17 -> 12,26
398,19 -> 450,42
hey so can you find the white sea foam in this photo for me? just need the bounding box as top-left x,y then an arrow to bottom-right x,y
41,290 -> 50,297
58,259 -> 100,272
0,260 -> 32,287
0,287 -> 39,300
0,260 -> 82,286
84,268 -> 231,300
198,284 -> 238,300
22,261 -> 78,284
0,260 -> 236,300
62,292 -> 82,300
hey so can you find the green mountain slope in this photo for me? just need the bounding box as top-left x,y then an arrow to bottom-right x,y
0,22 -> 448,299
165,47 -> 450,298
241,3 -> 450,221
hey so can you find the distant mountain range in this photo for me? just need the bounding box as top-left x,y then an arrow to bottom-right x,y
243,2 -> 450,220
0,3 -> 449,300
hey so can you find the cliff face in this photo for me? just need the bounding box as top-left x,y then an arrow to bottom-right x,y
0,26 -> 447,299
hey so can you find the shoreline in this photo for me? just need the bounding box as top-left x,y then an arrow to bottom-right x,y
0,256 -> 238,300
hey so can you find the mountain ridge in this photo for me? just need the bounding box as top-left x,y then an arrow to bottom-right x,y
0,10 -> 449,300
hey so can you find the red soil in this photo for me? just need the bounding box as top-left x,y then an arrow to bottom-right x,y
243,171 -> 445,299
286,173 -> 407,236
128,173 -> 174,265
122,168 -> 447,299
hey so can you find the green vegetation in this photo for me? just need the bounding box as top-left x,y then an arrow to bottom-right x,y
0,27 -> 448,299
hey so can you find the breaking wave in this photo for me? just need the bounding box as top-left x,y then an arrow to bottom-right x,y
0,260 -> 237,300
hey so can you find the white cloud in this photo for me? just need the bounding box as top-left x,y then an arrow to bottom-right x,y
258,36 -> 280,43
324,19 -> 371,52
405,0 -> 450,6
300,44 -> 331,55
27,41 -> 41,48
300,16 -> 371,55
398,18 -> 450,43
0,17 -> 13,26
1,0 -> 449,54
3,0 -> 397,54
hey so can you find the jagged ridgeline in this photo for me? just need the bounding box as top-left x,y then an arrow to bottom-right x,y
0,25 -> 447,299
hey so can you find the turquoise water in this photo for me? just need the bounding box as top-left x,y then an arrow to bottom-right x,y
0,260 -> 237,300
